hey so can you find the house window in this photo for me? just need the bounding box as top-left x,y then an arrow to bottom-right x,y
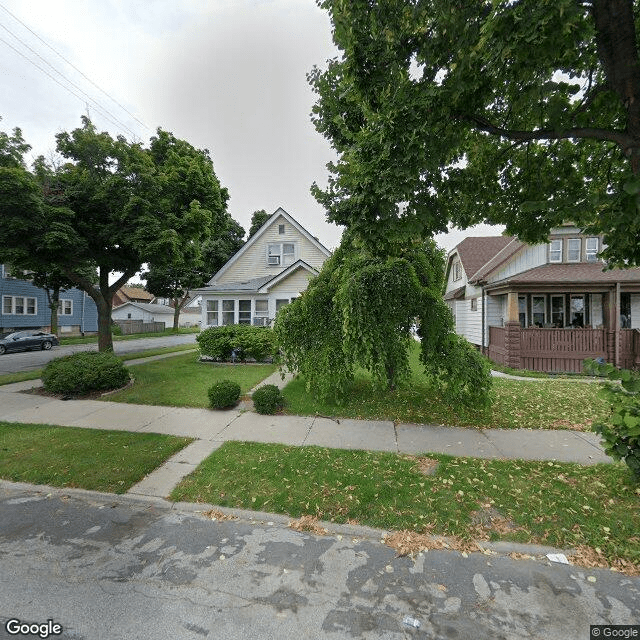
267,243 -> 296,267
518,295 -> 527,328
567,238 -> 581,262
453,261 -> 462,281
570,295 -> 585,327
57,299 -> 72,315
278,224 -> 285,234
549,239 -> 562,263
532,295 -> 546,327
238,300 -> 251,324
586,237 -> 599,262
2,296 -> 37,315
222,300 -> 235,325
275,299 -> 289,313
470,298 -> 477,311
206,300 -> 218,326
551,295 -> 564,327
255,300 -> 268,317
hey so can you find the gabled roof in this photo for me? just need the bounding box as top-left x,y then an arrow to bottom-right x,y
208,207 -> 331,285
469,238 -> 525,282
450,236 -> 514,281
117,286 -> 153,302
196,260 -> 318,295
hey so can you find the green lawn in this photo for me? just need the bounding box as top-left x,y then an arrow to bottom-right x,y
171,441 -> 640,572
105,352 -> 277,407
59,327 -> 200,345
282,345 -> 609,430
0,421 -> 192,493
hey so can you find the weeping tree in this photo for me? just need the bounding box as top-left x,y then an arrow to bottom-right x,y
275,236 -> 492,406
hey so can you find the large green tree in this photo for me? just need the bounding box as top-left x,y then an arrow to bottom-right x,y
0,117 -> 216,351
248,209 -> 270,238
310,0 -> 640,265
142,130 -> 240,330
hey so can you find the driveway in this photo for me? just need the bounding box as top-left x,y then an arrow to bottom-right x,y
0,334 -> 197,375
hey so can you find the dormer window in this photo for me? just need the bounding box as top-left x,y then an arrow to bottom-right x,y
453,260 -> 462,281
268,243 -> 295,266
586,237 -> 599,262
567,238 -> 581,262
549,239 -> 562,263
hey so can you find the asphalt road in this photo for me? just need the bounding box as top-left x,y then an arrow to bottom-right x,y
0,484 -> 638,640
0,333 -> 198,375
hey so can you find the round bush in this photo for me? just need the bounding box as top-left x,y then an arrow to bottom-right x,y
42,352 -> 130,395
252,384 -> 284,415
208,379 -> 241,409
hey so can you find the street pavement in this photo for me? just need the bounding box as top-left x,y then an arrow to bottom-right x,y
1,361 -> 638,638
0,333 -> 197,374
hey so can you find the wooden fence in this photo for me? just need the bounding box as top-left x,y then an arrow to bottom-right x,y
488,326 -> 640,373
115,320 -> 165,335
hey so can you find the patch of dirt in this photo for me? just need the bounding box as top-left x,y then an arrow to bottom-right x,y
550,418 -> 591,431
403,455 -> 440,476
288,515 -> 329,536
201,509 -> 238,522
469,505 -> 525,539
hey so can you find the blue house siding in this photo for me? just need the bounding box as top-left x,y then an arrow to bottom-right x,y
0,265 -> 98,333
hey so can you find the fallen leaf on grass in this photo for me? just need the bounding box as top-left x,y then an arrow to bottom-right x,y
384,530 -> 480,557
570,545 -> 640,576
288,515 -> 329,536
202,509 -> 237,521
550,419 -> 590,431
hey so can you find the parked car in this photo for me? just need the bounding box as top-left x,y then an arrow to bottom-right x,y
0,331 -> 59,355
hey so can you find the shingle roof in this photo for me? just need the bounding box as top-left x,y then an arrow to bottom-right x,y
119,286 -> 153,301
486,262 -> 640,287
200,275 -> 275,293
117,302 -> 175,314
454,236 -> 514,281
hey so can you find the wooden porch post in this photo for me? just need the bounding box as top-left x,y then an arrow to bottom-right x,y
504,292 -> 521,369
615,282 -> 621,367
605,287 -> 617,366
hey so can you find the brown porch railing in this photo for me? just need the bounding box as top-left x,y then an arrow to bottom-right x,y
488,326 -> 640,372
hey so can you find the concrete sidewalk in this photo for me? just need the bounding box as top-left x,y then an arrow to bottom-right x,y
0,375 -> 612,500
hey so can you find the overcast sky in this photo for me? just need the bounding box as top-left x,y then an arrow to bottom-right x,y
0,0 -> 503,261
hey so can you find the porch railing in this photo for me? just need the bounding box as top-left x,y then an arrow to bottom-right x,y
488,326 -> 640,372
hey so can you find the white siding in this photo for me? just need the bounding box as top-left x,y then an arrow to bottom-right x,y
489,244 -> 547,283
268,270 -> 313,295
445,252 -> 467,294
216,214 -> 327,284
452,297 -> 483,346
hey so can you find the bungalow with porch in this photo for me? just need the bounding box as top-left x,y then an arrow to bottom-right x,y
444,225 -> 640,372
194,207 -> 331,328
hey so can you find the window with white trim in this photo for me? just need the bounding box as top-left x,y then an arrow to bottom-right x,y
278,224 -> 285,234
222,300 -> 235,325
57,299 -> 73,315
586,237 -> 599,262
452,261 -> 462,281
267,243 -> 296,267
206,299 -> 218,326
549,239 -> 562,263
2,295 -> 37,315
239,300 -> 251,324
470,298 -> 477,311
254,300 -> 268,317
532,295 -> 546,326
567,238 -> 581,262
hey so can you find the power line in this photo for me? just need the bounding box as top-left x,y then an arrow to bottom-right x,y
0,1 -> 149,132
0,34 -> 133,136
0,21 -> 138,138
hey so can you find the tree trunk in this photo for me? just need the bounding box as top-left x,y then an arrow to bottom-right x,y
47,286 -> 60,336
172,299 -> 181,332
96,296 -> 114,352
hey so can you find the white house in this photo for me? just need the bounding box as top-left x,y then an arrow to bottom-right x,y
111,301 -> 200,328
194,207 -> 331,328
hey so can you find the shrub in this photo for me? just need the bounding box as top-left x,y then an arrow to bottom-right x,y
584,359 -> 640,482
42,352 -> 130,395
207,379 -> 242,409
197,325 -> 277,361
252,384 -> 284,414
111,323 -> 122,336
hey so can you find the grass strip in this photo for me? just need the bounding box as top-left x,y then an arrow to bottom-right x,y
0,421 -> 192,494
59,327 -> 200,345
104,352 -> 276,407
171,441 -> 640,570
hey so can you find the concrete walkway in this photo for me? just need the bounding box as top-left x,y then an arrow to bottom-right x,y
0,370 -> 612,501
